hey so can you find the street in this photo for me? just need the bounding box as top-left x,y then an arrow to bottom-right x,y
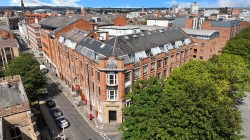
42,74 -> 105,140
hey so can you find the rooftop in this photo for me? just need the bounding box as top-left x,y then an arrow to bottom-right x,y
0,39 -> 18,48
181,28 -> 219,37
72,28 -> 190,64
0,76 -> 28,109
99,26 -> 139,30
29,23 -> 41,28
61,29 -> 90,43
124,25 -> 165,31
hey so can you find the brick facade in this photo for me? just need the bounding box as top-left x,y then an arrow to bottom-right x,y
113,16 -> 127,26
0,29 -> 14,40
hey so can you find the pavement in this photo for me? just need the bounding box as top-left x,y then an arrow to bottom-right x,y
239,92 -> 250,140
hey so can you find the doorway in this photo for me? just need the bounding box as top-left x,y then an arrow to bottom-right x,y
109,111 -> 117,122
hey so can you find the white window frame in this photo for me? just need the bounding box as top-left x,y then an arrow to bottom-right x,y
107,90 -> 118,101
143,64 -> 148,75
106,72 -> 117,86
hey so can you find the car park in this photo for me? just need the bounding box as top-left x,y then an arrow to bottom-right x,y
56,116 -> 69,129
51,108 -> 63,118
45,99 -> 56,108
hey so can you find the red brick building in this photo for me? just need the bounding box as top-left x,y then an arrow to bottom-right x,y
182,28 -> 221,60
26,23 -> 42,54
112,15 -> 127,26
24,13 -> 48,24
54,27 -> 194,124
0,27 -> 14,40
39,16 -> 114,74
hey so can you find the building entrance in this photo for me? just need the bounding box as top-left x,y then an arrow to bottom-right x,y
109,111 -> 117,122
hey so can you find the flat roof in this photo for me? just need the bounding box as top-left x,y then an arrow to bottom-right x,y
124,25 -> 165,31
99,26 -> 139,30
181,28 -> 219,37
0,39 -> 18,48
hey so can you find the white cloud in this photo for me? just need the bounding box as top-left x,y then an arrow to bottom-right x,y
165,0 -> 250,8
9,0 -> 81,7
216,0 -> 250,7
165,0 -> 192,8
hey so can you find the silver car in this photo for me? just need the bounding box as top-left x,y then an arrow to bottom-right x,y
56,116 -> 69,129
51,108 -> 63,118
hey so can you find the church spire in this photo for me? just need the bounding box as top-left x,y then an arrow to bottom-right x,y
21,0 -> 25,12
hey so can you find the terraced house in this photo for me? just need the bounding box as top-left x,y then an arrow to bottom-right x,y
54,27 -> 193,124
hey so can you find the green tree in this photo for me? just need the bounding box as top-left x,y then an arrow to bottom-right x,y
120,61 -> 243,139
209,54 -> 250,104
119,77 -> 165,139
5,53 -> 47,101
164,60 -> 242,139
222,27 -> 250,66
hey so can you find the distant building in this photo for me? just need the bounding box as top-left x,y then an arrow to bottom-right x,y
98,26 -> 140,36
204,9 -> 219,17
0,39 -> 19,70
147,18 -> 175,27
127,12 -> 147,19
32,9 -> 53,14
172,5 -> 179,13
190,2 -> 199,14
0,75 -> 40,140
24,13 -> 48,24
112,15 -> 128,26
182,28 -> 221,60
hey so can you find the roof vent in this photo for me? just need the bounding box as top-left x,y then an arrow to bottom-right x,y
132,35 -> 138,38
89,39 -> 95,44
124,36 -> 129,40
147,32 -> 151,35
100,44 -> 105,48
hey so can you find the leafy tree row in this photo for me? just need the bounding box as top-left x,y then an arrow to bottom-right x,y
4,53 -> 47,101
120,26 -> 250,140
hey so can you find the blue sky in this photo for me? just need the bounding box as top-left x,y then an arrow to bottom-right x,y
1,0 -> 249,8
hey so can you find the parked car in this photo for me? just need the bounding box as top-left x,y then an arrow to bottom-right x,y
56,116 -> 69,129
51,108 -> 63,118
45,99 -> 56,108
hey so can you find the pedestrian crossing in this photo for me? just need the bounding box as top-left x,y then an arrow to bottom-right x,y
100,133 -> 110,140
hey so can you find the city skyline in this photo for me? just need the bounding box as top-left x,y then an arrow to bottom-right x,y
0,0 -> 249,8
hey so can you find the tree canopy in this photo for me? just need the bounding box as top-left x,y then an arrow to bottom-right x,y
120,27 -> 250,139
222,27 -> 250,67
5,53 -> 47,101
120,59 -> 245,139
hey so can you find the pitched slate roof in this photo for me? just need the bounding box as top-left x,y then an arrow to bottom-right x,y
106,28 -> 189,56
74,28 -> 190,62
61,29 -> 90,43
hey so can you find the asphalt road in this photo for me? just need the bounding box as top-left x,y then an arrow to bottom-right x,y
45,77 -> 104,140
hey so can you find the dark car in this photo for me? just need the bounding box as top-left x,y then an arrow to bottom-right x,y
51,108 -> 63,118
45,99 -> 56,108
56,116 -> 69,129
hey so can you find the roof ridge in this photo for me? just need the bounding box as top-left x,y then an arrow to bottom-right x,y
111,36 -> 118,54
